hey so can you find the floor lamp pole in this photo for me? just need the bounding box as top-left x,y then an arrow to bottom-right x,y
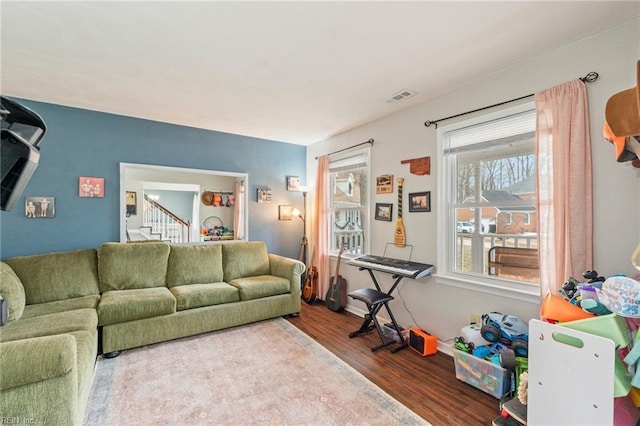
300,191 -> 307,267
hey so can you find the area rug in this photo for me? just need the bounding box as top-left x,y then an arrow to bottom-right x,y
84,318 -> 430,425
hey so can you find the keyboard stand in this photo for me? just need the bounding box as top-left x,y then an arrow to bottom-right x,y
347,268 -> 408,353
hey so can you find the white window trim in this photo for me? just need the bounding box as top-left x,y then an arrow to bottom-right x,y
435,102 -> 539,304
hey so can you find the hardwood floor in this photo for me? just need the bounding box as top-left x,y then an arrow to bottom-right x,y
286,301 -> 500,426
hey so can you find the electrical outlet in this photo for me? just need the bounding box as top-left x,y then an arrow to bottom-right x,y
469,314 -> 480,325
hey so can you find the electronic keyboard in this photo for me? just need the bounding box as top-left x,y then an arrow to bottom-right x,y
348,255 -> 434,279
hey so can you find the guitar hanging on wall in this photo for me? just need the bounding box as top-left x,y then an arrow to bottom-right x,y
394,177 -> 406,247
325,243 -> 347,312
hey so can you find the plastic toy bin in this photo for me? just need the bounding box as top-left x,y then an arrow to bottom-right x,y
453,349 -> 509,398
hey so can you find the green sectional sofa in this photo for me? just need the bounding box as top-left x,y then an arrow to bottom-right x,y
0,241 -> 304,425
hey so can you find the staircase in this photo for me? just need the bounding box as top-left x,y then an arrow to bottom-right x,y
139,194 -> 191,243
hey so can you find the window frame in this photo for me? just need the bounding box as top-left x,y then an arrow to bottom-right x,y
435,102 -> 539,303
328,147 -> 371,258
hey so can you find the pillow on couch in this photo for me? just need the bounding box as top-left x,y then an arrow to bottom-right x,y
166,245 -> 223,287
222,242 -> 271,282
5,249 -> 100,305
0,263 -> 26,322
98,242 -> 170,291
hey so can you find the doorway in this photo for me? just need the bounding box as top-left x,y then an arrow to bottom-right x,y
120,162 -> 248,243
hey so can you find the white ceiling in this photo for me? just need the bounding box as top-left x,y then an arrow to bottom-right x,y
2,1 -> 639,146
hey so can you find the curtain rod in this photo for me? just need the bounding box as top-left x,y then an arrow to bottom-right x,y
424,71 -> 599,129
315,138 -> 374,160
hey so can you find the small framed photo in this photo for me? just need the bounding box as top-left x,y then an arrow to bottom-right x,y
376,174 -> 393,194
126,191 -> 137,215
375,203 -> 393,221
257,187 -> 272,203
286,176 -> 300,191
25,196 -> 55,218
79,176 -> 105,197
409,191 -> 431,212
279,205 -> 293,220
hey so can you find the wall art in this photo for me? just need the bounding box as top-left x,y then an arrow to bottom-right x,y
126,191 -> 137,215
279,205 -> 293,220
257,187 -> 272,203
79,176 -> 105,197
409,191 -> 431,212
401,156 -> 431,175
376,174 -> 393,194
375,203 -> 393,221
25,196 -> 55,218
286,176 -> 300,191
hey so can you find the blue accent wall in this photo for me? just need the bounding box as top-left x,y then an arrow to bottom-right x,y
0,99 -> 307,260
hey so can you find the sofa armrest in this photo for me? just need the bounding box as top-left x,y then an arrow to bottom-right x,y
268,254 -> 305,297
0,334 -> 76,390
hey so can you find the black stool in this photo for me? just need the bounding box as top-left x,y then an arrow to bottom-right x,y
348,287 -> 407,352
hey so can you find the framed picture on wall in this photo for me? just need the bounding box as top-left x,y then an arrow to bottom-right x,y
25,196 -> 55,218
79,176 -> 105,197
286,176 -> 300,191
126,191 -> 137,215
257,187 -> 272,203
409,191 -> 431,212
376,174 -> 393,194
375,203 -> 393,221
278,205 -> 293,220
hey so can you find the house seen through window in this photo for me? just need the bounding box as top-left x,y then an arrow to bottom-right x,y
329,149 -> 369,255
440,106 -> 539,287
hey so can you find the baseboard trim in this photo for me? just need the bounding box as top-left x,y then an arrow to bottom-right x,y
345,303 -> 454,357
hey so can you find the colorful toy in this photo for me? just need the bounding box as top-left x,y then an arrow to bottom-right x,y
453,336 -> 475,353
480,312 -> 529,358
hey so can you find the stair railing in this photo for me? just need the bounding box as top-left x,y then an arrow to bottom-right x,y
143,194 -> 191,243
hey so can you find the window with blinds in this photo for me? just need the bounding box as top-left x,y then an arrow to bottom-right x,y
439,105 -> 539,286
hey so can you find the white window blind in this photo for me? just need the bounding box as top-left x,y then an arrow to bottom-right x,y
329,153 -> 368,172
444,109 -> 536,153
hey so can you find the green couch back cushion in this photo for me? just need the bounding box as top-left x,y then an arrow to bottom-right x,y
98,242 -> 171,291
166,245 -> 223,287
0,263 -> 26,321
222,241 -> 271,282
5,249 -> 100,305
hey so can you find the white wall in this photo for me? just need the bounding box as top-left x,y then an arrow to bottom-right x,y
307,19 -> 640,346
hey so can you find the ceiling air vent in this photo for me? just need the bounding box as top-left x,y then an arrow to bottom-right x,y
386,89 -> 418,104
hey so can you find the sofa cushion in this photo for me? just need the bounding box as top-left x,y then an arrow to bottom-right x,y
0,263 -> 26,322
169,283 -> 240,310
166,245 -> 223,287
97,288 -> 176,326
98,242 -> 170,291
222,242 -> 271,282
5,249 -> 100,305
0,308 -> 98,343
227,275 -> 290,301
21,295 -> 100,319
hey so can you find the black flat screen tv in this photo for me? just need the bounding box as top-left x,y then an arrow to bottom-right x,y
0,96 -> 47,211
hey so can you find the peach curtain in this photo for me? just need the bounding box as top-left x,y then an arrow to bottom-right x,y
312,155 -> 331,300
535,79 -> 592,297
